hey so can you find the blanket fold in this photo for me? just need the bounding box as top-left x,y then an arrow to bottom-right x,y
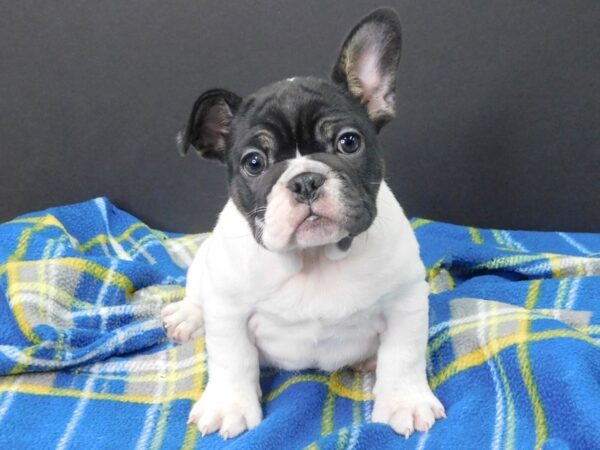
0,199 -> 599,449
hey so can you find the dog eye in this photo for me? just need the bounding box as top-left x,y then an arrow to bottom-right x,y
241,151 -> 267,176
336,131 -> 362,154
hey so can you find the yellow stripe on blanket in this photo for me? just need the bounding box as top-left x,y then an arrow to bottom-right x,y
431,328 -> 600,390
517,280 -> 548,450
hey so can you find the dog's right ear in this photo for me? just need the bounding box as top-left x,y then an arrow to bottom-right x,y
332,8 -> 402,131
176,89 -> 242,162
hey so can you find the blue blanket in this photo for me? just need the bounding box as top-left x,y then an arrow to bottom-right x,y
0,198 -> 599,449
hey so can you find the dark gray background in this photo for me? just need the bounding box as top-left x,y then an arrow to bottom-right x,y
1,1 -> 598,233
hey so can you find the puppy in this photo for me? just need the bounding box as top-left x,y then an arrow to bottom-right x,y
161,7 -> 444,439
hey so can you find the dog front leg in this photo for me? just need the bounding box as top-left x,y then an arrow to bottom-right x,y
161,249 -> 207,342
188,300 -> 262,439
372,281 -> 445,437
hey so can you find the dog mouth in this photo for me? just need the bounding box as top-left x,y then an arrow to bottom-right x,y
294,210 -> 344,239
297,211 -> 331,227
296,213 -> 322,230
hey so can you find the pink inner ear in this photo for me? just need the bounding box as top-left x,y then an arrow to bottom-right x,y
353,31 -> 395,120
202,102 -> 232,149
358,49 -> 381,98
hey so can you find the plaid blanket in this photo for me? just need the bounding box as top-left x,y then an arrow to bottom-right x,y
0,198 -> 599,449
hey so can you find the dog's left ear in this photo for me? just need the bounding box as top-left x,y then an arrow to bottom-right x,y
332,8 -> 402,131
176,89 -> 242,162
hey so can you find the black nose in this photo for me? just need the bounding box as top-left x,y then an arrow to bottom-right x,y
287,172 -> 326,204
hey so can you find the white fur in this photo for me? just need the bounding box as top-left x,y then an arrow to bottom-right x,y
161,181 -> 444,438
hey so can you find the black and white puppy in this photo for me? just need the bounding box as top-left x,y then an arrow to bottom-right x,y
161,8 -> 445,439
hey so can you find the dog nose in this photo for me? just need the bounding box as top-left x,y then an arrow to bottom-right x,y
287,172 -> 326,204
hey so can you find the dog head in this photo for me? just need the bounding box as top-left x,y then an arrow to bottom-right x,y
178,8 -> 401,253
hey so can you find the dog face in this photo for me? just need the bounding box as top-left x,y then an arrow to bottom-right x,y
224,77 -> 384,252
178,8 -> 402,252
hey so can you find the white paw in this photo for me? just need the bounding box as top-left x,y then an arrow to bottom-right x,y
160,299 -> 204,342
372,385 -> 445,438
188,382 -> 262,439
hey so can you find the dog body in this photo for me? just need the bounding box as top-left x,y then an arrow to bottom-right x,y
188,181 -> 423,372
162,8 -> 444,439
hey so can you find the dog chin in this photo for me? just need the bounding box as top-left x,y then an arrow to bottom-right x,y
293,216 -> 348,249
260,212 -> 349,252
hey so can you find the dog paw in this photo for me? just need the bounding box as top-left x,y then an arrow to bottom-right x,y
160,299 -> 204,342
188,382 -> 262,439
372,385 -> 445,438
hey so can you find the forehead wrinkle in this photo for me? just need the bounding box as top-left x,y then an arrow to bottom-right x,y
317,116 -> 352,139
293,100 -> 331,154
245,128 -> 275,152
255,131 -> 275,149
273,86 -> 330,145
240,80 -> 366,159
268,111 -> 295,147
249,92 -> 278,119
238,96 -> 256,116
248,114 -> 294,158
294,81 -> 339,99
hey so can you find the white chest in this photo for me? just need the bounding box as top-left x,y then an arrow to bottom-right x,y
244,249 -> 395,371
248,303 -> 385,371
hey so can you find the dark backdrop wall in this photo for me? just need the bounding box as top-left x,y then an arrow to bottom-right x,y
1,0 -> 599,233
